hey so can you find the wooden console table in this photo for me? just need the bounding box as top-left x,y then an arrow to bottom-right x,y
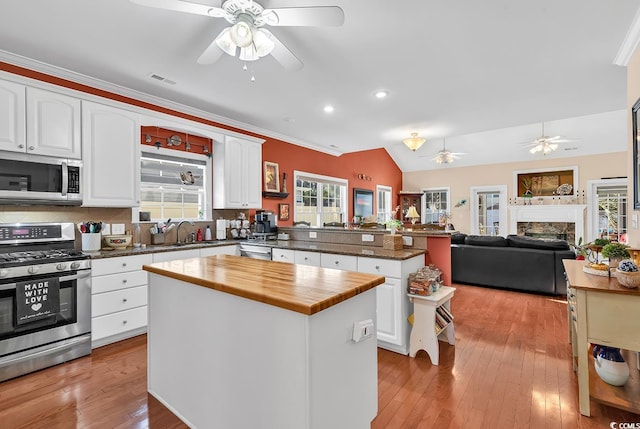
563,259 -> 640,416
408,286 -> 456,364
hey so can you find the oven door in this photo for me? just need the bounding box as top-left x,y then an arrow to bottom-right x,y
0,153 -> 81,205
0,269 -> 91,357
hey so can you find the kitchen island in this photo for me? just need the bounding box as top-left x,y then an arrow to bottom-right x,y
143,254 -> 385,429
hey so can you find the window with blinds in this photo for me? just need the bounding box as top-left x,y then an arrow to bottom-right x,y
140,150 -> 209,221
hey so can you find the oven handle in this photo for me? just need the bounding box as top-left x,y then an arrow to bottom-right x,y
0,269 -> 91,291
0,334 -> 91,367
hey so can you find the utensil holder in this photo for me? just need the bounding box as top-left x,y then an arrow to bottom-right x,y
81,233 -> 101,252
151,233 -> 165,245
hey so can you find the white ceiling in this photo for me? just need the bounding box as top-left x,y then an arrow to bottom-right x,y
0,0 -> 637,171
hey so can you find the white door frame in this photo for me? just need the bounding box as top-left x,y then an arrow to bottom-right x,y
470,185 -> 508,235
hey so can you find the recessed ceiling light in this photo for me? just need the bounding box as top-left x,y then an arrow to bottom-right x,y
323,105 -> 334,113
375,90 -> 389,99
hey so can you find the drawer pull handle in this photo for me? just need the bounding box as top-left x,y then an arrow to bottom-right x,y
122,320 -> 128,324
375,266 -> 380,270
304,257 -> 309,261
122,263 -> 127,268
122,298 -> 128,303
122,279 -> 128,284
335,261 -> 339,265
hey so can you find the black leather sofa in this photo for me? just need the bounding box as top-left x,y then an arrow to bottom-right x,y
451,233 -> 575,295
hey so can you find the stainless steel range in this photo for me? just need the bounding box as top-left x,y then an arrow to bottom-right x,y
0,222 -> 91,382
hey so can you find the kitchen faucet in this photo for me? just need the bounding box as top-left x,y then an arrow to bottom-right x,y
176,220 -> 195,244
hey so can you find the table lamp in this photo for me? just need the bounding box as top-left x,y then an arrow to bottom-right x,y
406,205 -> 420,225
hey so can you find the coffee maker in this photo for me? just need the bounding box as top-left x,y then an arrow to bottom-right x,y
254,211 -> 277,234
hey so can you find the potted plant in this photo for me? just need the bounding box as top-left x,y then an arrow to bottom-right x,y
601,242 -> 630,268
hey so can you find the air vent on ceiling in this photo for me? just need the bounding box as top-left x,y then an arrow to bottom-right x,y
563,146 -> 578,151
147,73 -> 176,85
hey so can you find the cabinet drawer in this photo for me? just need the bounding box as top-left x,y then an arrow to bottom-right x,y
152,249 -> 200,263
91,254 -> 153,276
92,306 -> 147,341
294,251 -> 321,266
320,253 -> 358,272
92,270 -> 148,294
357,257 -> 401,278
92,285 -> 148,317
272,248 -> 295,263
200,245 -> 238,257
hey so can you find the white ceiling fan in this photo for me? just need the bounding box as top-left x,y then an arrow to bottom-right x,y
523,123 -> 576,155
426,138 -> 465,164
130,0 -> 344,70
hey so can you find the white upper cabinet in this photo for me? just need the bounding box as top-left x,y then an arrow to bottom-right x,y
0,80 -> 26,153
82,100 -> 140,207
213,136 -> 262,209
26,87 -> 81,159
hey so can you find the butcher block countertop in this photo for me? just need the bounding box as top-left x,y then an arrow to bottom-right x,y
143,254 -> 385,315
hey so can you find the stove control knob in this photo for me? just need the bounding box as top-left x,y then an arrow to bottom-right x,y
0,269 -> 8,278
70,262 -> 81,270
56,263 -> 68,271
28,266 -> 40,275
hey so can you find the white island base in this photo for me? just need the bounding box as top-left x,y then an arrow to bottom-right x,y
147,272 -> 378,429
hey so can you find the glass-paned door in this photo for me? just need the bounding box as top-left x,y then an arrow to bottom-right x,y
471,185 -> 507,236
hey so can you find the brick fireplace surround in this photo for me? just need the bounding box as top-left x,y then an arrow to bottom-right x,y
508,204 -> 587,245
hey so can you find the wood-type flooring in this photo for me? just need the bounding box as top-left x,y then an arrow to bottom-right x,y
0,283 -> 638,428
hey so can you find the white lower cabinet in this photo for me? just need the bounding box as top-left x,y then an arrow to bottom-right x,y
358,255 -> 423,355
272,248 -> 295,263
152,249 -> 200,263
320,253 -> 358,272
294,250 -> 321,266
91,254 -> 153,348
200,245 -> 239,257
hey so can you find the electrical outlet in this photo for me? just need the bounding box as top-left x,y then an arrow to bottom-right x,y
112,223 -> 125,234
352,319 -> 374,343
361,234 -> 374,242
101,223 -> 111,235
309,231 -> 317,239
402,236 -> 413,246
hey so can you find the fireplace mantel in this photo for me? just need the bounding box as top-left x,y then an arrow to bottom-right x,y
508,204 -> 586,244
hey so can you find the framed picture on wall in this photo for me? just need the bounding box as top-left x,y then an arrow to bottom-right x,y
279,203 -> 290,221
264,162 -> 280,192
353,188 -> 374,219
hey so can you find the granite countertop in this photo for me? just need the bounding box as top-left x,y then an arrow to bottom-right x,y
143,254 -> 385,315
84,238 -> 425,260
84,240 -> 241,259
244,240 -> 425,260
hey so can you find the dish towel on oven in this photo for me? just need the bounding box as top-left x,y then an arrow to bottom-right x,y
16,277 -> 60,325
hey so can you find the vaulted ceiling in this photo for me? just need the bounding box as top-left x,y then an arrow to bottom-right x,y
0,0 -> 637,170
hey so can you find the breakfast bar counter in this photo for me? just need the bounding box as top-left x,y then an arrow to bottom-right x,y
143,254 -> 385,429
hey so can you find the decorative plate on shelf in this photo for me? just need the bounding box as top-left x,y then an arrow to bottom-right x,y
556,183 -> 573,195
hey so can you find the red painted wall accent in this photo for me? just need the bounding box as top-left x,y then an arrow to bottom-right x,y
0,62 -> 403,225
141,126 -> 212,155
262,139 -> 402,226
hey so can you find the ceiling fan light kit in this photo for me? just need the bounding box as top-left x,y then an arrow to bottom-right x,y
403,132 -> 426,151
132,0 -> 343,70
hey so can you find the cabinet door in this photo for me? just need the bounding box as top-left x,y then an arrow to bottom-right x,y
200,245 -> 239,257
376,277 -> 402,345
26,87 -> 81,159
0,80 -> 25,153
320,253 -> 358,271
152,249 -> 200,263
213,138 -> 262,209
82,101 -> 140,207
272,248 -> 295,263
294,250 -> 321,266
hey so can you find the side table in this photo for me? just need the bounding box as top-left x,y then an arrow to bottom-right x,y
408,285 -> 456,364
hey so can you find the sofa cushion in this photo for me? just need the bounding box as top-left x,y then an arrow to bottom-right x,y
506,234 -> 570,250
450,232 -> 467,244
464,235 -> 507,247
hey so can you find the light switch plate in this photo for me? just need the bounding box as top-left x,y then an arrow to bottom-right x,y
309,231 -> 317,239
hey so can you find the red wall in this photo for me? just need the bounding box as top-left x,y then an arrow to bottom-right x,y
261,140 -> 402,226
0,62 -> 403,223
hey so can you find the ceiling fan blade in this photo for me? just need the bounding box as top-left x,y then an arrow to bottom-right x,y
263,29 -> 303,70
130,0 -> 224,17
197,36 -> 225,64
264,6 -> 345,27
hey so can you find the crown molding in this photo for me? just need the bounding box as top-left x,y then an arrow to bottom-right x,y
0,50 -> 342,156
614,5 -> 640,66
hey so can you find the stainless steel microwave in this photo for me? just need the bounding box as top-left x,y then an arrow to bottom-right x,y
0,151 -> 82,205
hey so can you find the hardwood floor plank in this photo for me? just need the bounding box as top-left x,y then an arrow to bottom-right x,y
1,283 -> 639,428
